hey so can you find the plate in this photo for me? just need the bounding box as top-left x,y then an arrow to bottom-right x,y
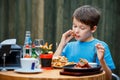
60,69 -> 103,76
89,62 -> 97,67
53,66 -> 63,69
53,63 -> 76,69
14,68 -> 43,73
63,64 -> 101,73
52,62 -> 76,69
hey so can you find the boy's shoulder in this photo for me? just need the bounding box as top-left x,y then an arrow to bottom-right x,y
94,39 -> 109,47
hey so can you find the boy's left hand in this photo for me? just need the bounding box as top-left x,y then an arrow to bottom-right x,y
95,43 -> 105,61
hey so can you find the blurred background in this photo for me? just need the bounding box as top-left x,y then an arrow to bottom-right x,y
0,0 -> 120,76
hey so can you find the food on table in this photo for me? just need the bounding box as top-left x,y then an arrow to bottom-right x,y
52,56 -> 74,68
74,58 -> 91,68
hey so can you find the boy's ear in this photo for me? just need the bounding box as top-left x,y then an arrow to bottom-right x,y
91,26 -> 97,33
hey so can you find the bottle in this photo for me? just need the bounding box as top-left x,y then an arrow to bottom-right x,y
31,44 -> 38,58
23,31 -> 32,57
24,44 -> 31,58
24,31 -> 32,45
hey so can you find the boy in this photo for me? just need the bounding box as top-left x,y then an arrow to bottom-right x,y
54,5 -> 115,80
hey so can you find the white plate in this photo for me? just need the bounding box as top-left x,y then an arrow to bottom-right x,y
89,62 -> 97,67
14,68 -> 43,73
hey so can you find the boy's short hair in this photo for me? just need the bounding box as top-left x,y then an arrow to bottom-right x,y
72,5 -> 100,29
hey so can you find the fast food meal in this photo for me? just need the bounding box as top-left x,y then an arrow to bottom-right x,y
74,58 -> 91,68
52,56 -> 74,68
71,30 -> 76,37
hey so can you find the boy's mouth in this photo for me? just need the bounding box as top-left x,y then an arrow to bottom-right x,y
71,31 -> 80,39
75,35 -> 80,39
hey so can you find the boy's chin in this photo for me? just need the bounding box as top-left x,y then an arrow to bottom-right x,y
75,38 -> 85,42
75,38 -> 82,41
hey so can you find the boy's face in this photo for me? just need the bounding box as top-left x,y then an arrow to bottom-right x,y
72,17 -> 96,42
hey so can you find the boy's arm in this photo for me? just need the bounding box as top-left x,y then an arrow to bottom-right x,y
100,59 -> 112,80
53,42 -> 65,57
54,30 -> 74,57
96,43 -> 112,80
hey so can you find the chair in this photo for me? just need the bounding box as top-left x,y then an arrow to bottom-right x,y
112,73 -> 120,80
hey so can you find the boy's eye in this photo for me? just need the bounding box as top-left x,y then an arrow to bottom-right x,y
80,26 -> 86,30
74,26 -> 77,28
73,25 -> 77,28
72,25 -> 87,30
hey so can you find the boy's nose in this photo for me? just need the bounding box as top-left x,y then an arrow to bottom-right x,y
74,29 -> 79,34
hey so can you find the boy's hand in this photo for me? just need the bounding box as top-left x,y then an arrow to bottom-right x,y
95,43 -> 105,61
60,30 -> 74,46
54,30 -> 74,57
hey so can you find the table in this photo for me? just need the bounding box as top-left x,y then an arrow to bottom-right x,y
0,69 -> 106,80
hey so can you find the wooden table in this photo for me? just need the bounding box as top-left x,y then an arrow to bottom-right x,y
0,69 -> 106,80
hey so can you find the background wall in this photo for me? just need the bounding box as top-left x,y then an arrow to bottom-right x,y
0,0 -> 44,44
0,0 -> 120,76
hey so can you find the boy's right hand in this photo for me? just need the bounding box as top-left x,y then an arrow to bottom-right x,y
54,30 -> 74,57
60,30 -> 74,47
